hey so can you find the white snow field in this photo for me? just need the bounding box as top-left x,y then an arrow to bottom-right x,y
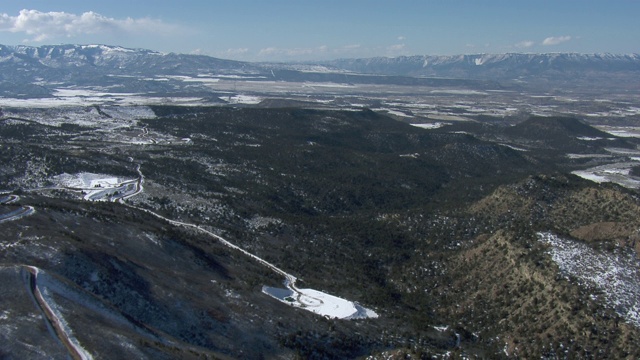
53,173 -> 124,189
537,232 -> 640,328
262,285 -> 378,319
52,173 -> 139,202
410,122 -> 451,129
220,94 -> 263,104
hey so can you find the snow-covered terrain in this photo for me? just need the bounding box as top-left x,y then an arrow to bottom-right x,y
0,106 -> 155,129
53,173 -> 125,189
0,92 -> 205,108
221,94 -> 263,105
571,162 -> 640,189
380,108 -> 412,117
124,199 -> 379,321
537,232 -> 640,328
596,126 -> 640,138
410,122 -> 451,129
52,173 -> 140,202
262,285 -> 378,319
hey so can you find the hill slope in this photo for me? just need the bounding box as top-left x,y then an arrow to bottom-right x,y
1,106 -> 639,358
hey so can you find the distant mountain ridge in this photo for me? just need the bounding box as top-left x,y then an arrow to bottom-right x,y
322,53 -> 640,80
1,44 -> 639,98
2,43 -> 639,78
0,43 -> 256,76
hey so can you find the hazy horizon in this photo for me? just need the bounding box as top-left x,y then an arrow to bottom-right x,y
0,1 -> 638,62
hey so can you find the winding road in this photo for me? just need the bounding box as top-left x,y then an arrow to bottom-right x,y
8,159 -> 371,358
108,164 -> 326,307
0,195 -> 35,223
22,266 -> 93,360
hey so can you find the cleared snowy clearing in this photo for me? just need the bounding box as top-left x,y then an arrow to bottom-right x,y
262,285 -> 378,319
52,173 -> 140,202
221,95 -> 263,105
54,173 -> 126,189
537,232 -> 640,328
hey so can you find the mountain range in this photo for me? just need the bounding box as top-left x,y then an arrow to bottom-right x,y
323,53 -> 640,78
0,44 -> 639,96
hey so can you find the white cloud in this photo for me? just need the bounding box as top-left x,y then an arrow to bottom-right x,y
515,40 -> 535,48
0,9 -> 176,42
542,35 -> 572,46
397,36 -> 406,41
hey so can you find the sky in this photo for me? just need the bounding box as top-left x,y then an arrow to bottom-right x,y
0,1 -> 638,62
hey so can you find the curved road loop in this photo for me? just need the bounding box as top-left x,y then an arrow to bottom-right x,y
114,164 -> 317,304
0,195 -> 36,223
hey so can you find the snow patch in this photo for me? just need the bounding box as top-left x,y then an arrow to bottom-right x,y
410,122 -> 450,129
577,136 -> 603,141
597,126 -> 640,138
222,95 -> 262,105
53,173 -> 125,189
380,108 -> 412,117
567,154 -> 613,159
499,143 -> 528,151
51,172 -> 140,202
262,285 -> 378,319
572,162 -> 640,188
537,232 -> 640,328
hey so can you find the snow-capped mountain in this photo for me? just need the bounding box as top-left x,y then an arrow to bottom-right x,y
2,44 -> 640,80
0,44 -> 639,98
322,53 -> 640,79
0,43 -> 257,76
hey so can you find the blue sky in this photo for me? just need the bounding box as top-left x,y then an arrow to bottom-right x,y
0,1 -> 638,61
